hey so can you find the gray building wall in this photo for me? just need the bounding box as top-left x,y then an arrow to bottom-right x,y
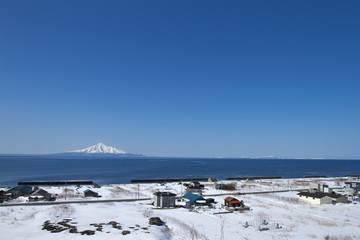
154,194 -> 175,208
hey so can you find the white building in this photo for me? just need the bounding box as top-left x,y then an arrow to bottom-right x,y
297,192 -> 348,205
344,182 -> 360,193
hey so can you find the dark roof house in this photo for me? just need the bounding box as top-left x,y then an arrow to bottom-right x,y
298,192 -> 343,199
84,189 -> 99,197
6,186 -> 33,199
29,189 -> 51,202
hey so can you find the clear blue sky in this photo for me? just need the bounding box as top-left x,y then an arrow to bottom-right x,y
1,1 -> 359,158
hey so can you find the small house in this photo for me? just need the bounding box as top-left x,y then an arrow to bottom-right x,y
6,185 -> 33,199
184,181 -> 205,194
29,189 -> 51,202
182,193 -> 206,206
224,196 -> 244,208
84,189 -> 99,198
208,178 -> 218,182
184,181 -> 204,188
153,191 -> 176,208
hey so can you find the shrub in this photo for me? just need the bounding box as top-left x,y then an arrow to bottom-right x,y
221,183 -> 237,191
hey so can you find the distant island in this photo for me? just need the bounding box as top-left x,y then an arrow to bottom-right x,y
60,143 -> 143,158
0,143 -> 330,159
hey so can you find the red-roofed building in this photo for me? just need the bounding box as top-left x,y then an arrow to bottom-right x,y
224,196 -> 244,208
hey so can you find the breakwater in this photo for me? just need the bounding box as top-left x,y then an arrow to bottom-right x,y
131,178 -> 209,183
18,181 -> 95,186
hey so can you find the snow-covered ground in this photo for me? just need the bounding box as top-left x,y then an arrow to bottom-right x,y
1,177 -> 359,240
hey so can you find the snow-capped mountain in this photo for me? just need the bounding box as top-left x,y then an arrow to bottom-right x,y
69,143 -> 128,154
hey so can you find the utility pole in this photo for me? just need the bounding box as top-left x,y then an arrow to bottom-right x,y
137,184 -> 140,199
260,180 -> 262,192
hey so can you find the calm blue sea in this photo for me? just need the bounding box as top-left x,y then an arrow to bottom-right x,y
1,155 -> 360,186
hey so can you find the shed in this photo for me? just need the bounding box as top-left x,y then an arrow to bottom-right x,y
153,191 -> 176,208
327,192 -> 348,203
29,189 -> 51,202
224,196 -> 244,208
84,189 -> 99,198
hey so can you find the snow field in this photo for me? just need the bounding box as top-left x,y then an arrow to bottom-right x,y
1,177 -> 360,239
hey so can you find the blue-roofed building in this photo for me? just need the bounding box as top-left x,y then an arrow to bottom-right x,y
6,185 -> 33,199
182,193 -> 206,206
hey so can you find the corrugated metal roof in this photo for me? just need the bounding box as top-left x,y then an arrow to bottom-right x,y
182,193 -> 205,204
